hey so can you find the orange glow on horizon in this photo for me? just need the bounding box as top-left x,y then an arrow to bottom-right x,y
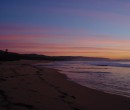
1,33 -> 130,60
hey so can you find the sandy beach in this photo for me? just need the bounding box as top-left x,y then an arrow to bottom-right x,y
0,60 -> 130,110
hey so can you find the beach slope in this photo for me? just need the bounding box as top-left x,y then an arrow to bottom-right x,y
0,60 -> 130,110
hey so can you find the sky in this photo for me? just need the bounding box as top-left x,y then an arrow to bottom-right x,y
0,0 -> 130,59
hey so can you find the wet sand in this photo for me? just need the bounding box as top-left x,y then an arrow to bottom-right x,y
0,60 -> 130,110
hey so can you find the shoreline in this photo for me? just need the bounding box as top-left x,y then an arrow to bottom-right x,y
38,63 -> 130,99
0,60 -> 130,110
41,66 -> 130,99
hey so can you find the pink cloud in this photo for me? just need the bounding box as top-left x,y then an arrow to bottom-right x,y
1,34 -> 130,51
0,33 -> 64,42
75,36 -> 130,45
0,39 -> 130,59
0,24 -> 88,34
0,39 -> 129,54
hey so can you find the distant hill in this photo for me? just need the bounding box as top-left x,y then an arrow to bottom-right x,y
0,50 -> 21,61
0,50 -> 110,61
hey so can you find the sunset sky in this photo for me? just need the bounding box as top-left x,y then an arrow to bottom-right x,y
0,0 -> 130,59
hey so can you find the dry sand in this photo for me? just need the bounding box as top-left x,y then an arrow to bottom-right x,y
0,60 -> 130,110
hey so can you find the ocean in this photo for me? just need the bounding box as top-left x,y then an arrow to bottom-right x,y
37,60 -> 130,97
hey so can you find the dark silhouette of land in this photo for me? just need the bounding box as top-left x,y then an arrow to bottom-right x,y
0,50 -> 110,61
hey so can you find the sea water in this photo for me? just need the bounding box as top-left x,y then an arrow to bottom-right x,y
37,61 -> 130,97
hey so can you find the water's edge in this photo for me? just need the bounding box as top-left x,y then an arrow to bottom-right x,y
36,61 -> 130,98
